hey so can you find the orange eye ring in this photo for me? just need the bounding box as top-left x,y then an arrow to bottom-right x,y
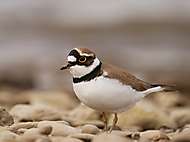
79,56 -> 86,63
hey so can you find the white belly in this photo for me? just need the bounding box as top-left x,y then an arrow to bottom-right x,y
73,76 -> 145,113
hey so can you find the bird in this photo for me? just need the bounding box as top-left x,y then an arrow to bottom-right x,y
60,47 -> 175,132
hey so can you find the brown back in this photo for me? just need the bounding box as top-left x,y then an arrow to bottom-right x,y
102,63 -> 151,91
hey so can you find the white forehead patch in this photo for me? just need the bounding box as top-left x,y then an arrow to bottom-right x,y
67,56 -> 77,62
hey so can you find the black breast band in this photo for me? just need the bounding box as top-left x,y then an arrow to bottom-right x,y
73,62 -> 102,83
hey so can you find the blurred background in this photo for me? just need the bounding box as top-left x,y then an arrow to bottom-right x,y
0,0 -> 190,96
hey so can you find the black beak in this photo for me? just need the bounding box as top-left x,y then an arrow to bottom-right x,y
60,63 -> 72,70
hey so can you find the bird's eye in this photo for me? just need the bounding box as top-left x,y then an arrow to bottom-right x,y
79,56 -> 86,63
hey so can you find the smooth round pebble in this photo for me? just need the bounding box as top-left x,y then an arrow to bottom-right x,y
23,128 -> 39,136
81,124 -> 100,134
111,130 -> 140,140
51,137 -> 83,142
8,122 -> 38,133
140,130 -> 170,142
10,104 -> 62,122
170,108 -> 190,128
172,129 -> 190,142
93,133 -> 132,142
35,137 -> 51,142
0,130 -> 18,141
17,128 -> 28,135
0,107 -> 14,126
38,121 -> 80,137
38,125 -> 53,135
70,133 -> 94,141
18,135 -> 51,142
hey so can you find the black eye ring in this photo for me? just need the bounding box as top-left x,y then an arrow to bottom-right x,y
79,56 -> 86,63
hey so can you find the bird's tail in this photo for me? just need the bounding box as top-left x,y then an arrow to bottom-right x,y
151,84 -> 176,92
142,84 -> 176,95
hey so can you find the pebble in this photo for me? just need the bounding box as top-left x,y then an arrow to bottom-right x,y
81,124 -> 100,134
182,125 -> 190,134
70,133 -> 95,141
111,130 -> 140,140
16,128 -> 28,135
69,119 -> 104,128
8,122 -> 38,134
23,128 -> 40,136
140,130 -> 170,142
10,104 -> 62,122
38,125 -> 53,135
93,133 -> 132,142
18,127 -> 51,142
51,137 -> 83,142
67,104 -> 100,123
35,138 -> 51,142
117,101 -> 175,130
170,108 -> 190,128
0,107 -> 14,126
0,130 -> 18,142
18,135 -> 51,142
38,121 -> 80,137
172,128 -> 190,142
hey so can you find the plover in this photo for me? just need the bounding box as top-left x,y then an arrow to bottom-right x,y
60,48 -> 174,132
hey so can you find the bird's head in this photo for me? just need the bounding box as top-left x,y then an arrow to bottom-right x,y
60,48 -> 101,78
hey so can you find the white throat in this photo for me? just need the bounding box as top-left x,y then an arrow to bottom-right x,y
69,57 -> 100,78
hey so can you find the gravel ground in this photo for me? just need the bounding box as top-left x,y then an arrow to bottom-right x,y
0,90 -> 189,142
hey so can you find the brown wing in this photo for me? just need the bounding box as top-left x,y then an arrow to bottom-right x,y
102,63 -> 152,91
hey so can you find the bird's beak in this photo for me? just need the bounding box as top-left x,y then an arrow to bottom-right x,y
60,63 -> 72,70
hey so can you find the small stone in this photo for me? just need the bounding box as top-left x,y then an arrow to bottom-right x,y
51,137 -> 83,142
140,130 -> 170,142
0,130 -> 18,142
182,126 -> 190,134
18,128 -> 51,142
70,133 -> 94,141
8,122 -> 38,134
110,130 -> 140,140
38,121 -> 80,137
38,125 -> 52,135
93,133 -> 132,142
35,137 -> 51,142
16,128 -> 28,135
67,104 -> 100,126
0,107 -> 14,126
84,120 -> 105,128
18,135 -> 50,142
172,128 -> 190,142
23,128 -> 40,136
69,119 -> 104,128
110,130 -> 130,137
10,104 -> 62,122
170,108 -> 190,128
81,124 -> 100,134
117,101 -> 175,130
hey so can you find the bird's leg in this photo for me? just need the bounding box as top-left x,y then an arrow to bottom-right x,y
102,112 -> 108,131
109,113 -> 118,133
